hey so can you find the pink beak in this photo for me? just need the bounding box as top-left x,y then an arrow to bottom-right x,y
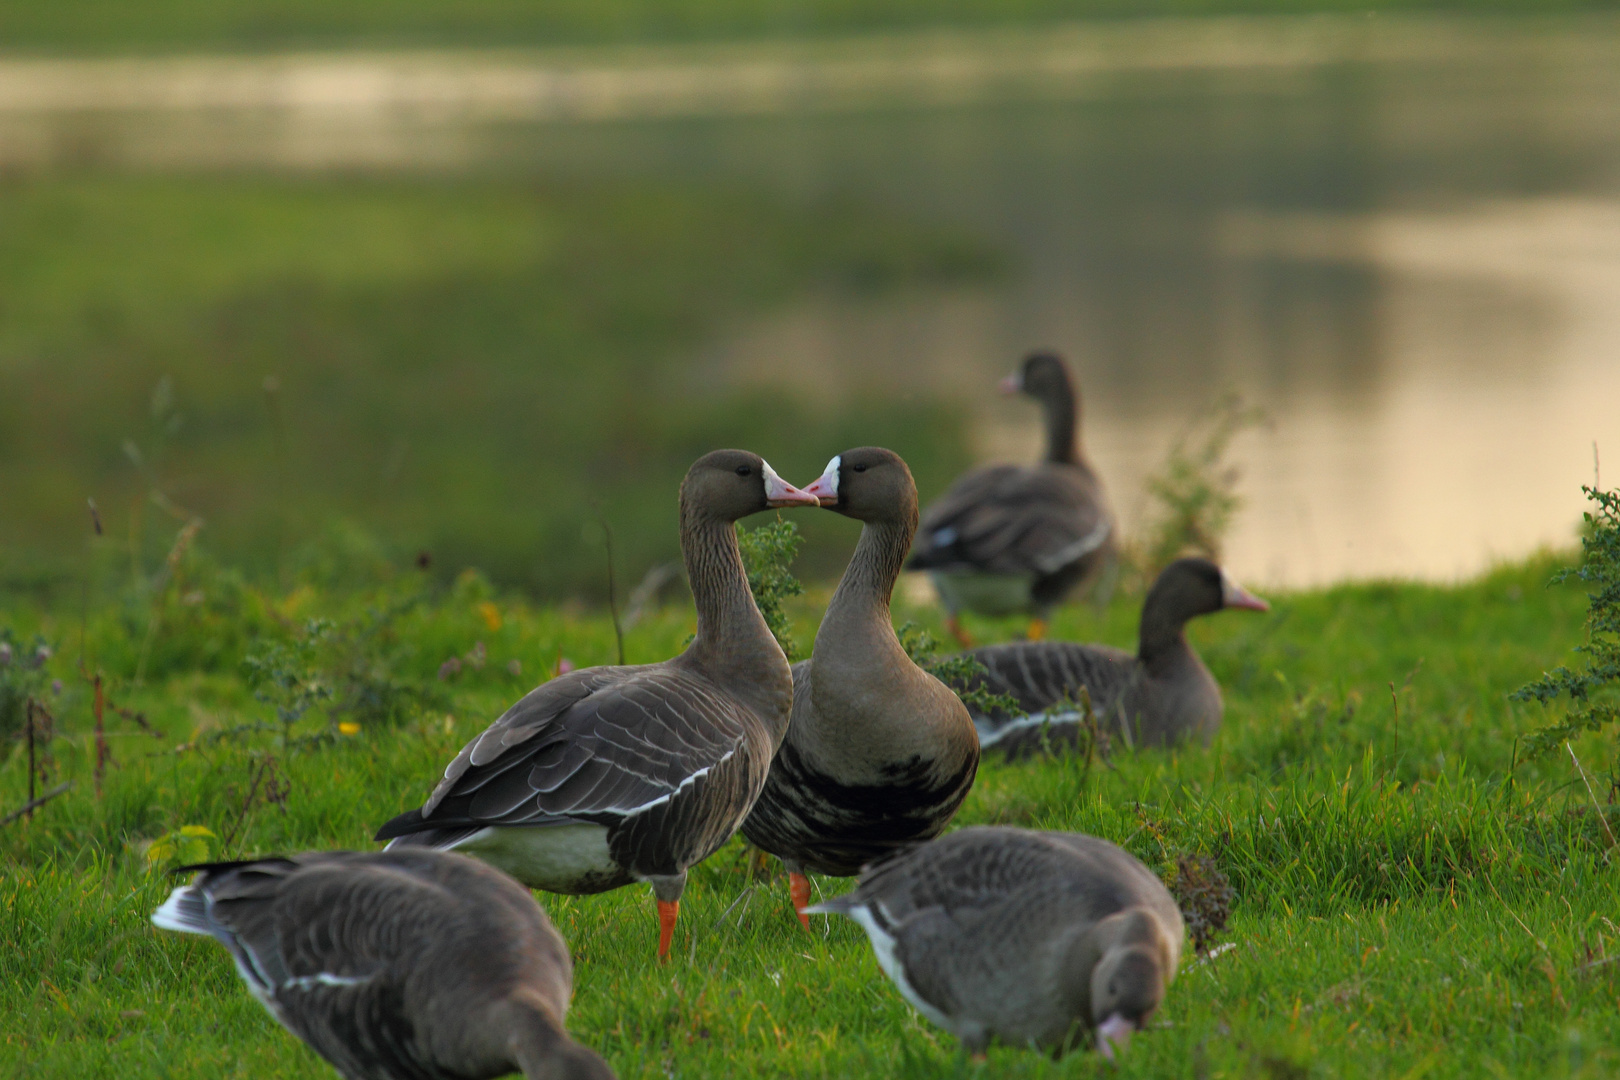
999,373 -> 1022,395
801,456 -> 841,507
1096,1013 -> 1134,1061
1221,576 -> 1270,612
762,462 -> 820,508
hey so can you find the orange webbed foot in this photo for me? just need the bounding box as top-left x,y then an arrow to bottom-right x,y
656,899 -> 680,962
789,871 -> 812,932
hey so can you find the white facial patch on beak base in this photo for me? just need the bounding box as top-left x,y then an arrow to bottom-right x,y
761,460 -> 820,508
801,455 -> 840,506
1220,573 -> 1271,612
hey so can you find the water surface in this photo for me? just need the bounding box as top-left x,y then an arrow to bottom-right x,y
5,16 -> 1618,586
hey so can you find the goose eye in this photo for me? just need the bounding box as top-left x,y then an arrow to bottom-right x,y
736,465 -> 752,477
851,463 -> 867,473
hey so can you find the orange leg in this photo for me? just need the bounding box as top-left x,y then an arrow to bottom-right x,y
656,899 -> 680,962
1026,618 -> 1047,642
947,614 -> 975,649
789,872 -> 812,932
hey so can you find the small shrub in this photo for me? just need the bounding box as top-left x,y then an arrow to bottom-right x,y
897,621 -> 1022,720
145,825 -> 216,874
0,631 -> 52,739
1137,392 -> 1265,577
738,518 -> 804,660
1513,484 -> 1620,758
1169,853 -> 1235,955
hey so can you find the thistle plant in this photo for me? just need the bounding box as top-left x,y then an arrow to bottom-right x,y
1513,485 -> 1620,758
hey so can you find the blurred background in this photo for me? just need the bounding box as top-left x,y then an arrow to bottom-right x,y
2,2 -> 1619,600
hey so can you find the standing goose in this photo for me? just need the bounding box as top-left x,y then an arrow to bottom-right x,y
741,448 -> 979,928
151,849 -> 617,1080
375,450 -> 819,960
907,351 -> 1116,646
809,826 -> 1183,1060
955,557 -> 1268,755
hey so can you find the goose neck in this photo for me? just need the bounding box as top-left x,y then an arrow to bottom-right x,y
1136,610 -> 1192,673
680,510 -> 777,669
825,515 -> 913,627
1041,386 -> 1080,465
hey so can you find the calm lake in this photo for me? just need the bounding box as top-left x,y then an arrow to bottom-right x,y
5,15 -> 1618,587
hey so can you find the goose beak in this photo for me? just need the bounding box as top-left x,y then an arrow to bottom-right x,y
762,461 -> 819,508
999,373 -> 1023,395
1221,575 -> 1270,612
1095,1013 -> 1135,1061
801,456 -> 840,507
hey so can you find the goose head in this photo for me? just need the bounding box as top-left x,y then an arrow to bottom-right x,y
801,447 -> 917,525
1000,350 -> 1074,405
1089,941 -> 1167,1061
680,449 -> 819,521
1148,557 -> 1269,623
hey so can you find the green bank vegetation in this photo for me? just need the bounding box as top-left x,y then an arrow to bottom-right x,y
4,521 -> 1618,1076
0,173 -> 995,598
4,0 -> 1618,56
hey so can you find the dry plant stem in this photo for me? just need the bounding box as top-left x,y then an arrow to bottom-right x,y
1565,741 -> 1617,856
133,518 -> 202,686
93,675 -> 107,800
25,698 -> 36,811
1,781 -> 73,827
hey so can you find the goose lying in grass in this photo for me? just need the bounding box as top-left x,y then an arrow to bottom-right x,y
375,450 -> 818,960
907,351 -> 1116,646
151,849 -> 617,1080
953,557 -> 1268,754
740,448 -> 979,928
810,826 -> 1182,1061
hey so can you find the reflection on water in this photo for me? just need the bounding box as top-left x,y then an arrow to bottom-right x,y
5,16 -> 1619,585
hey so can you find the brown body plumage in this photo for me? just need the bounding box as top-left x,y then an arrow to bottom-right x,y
810,826 -> 1183,1060
375,450 -> 818,958
907,352 -> 1116,643
953,557 -> 1269,754
741,449 -> 980,917
151,849 -> 616,1080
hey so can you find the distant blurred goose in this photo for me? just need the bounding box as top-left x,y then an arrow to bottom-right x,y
740,448 -> 979,927
907,351 -> 1116,646
956,557 -> 1268,754
375,450 -> 818,960
810,826 -> 1183,1059
151,849 -> 616,1080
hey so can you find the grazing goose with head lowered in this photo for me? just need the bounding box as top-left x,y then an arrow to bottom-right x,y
907,351 -> 1116,647
810,826 -> 1182,1061
955,557 -> 1268,755
375,450 -> 818,960
741,448 -> 979,929
151,849 -> 617,1080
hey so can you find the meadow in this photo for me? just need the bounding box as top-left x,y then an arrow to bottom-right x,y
4,532 -> 1618,1078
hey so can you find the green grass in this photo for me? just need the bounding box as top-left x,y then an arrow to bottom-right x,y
0,173 -> 994,598
3,546 -> 1617,1077
3,0 -> 1618,56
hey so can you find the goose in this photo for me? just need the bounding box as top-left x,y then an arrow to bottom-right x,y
375,450 -> 819,960
907,351 -> 1116,646
150,849 -> 617,1080
740,448 -> 979,928
809,826 -> 1183,1060
955,557 -> 1268,755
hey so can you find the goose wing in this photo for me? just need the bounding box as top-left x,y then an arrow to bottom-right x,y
959,641 -> 1139,720
380,664 -> 755,836
908,464 -> 1111,577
